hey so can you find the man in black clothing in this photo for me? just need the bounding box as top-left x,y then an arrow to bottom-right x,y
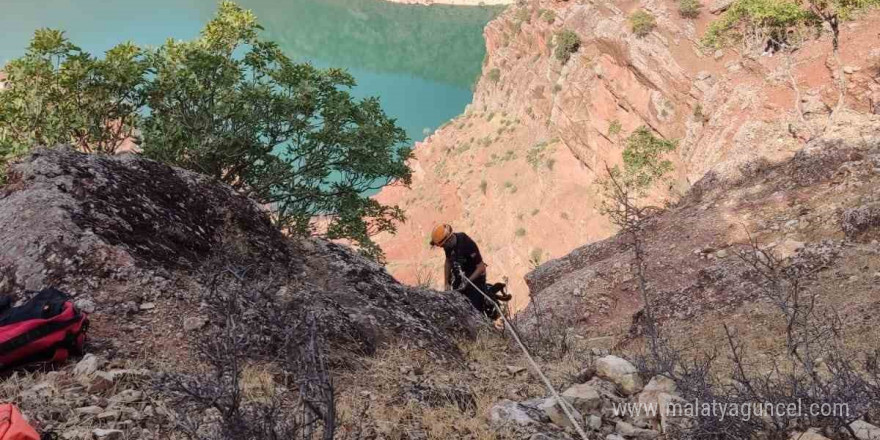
430,224 -> 500,319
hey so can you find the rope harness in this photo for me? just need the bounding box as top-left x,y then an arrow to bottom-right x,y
454,267 -> 590,440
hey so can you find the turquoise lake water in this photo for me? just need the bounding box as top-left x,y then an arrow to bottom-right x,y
0,0 -> 501,143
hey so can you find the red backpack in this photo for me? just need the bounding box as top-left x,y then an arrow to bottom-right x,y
0,404 -> 40,440
0,288 -> 89,370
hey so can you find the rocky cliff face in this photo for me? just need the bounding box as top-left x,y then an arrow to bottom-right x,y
0,147 -> 483,439
373,0 -> 880,310
0,148 -> 484,437
0,147 -> 483,364
522,113 -> 880,350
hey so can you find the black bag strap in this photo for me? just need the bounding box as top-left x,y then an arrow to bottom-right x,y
0,288 -> 70,326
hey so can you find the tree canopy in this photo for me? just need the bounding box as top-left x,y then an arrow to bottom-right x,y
0,1 -> 412,262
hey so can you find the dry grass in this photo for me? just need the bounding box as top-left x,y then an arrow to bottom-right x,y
240,362 -> 279,403
333,327 -> 596,439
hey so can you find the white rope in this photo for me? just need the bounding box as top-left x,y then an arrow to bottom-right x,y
455,270 -> 590,440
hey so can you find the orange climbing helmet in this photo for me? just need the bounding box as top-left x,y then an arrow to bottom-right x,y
430,224 -> 453,247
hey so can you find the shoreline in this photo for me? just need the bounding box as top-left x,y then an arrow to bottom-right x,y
383,0 -> 513,6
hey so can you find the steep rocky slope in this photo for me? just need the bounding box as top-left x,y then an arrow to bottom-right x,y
373,0 -> 880,310
0,148 -> 484,438
523,113 -> 880,353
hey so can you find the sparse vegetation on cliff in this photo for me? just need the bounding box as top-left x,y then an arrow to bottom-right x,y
553,29 -> 581,63
539,8 -> 556,23
526,140 -> 553,170
487,67 -> 501,83
703,0 -> 878,50
629,10 -> 657,38
679,0 -> 703,18
514,6 -> 532,23
701,0 -> 814,49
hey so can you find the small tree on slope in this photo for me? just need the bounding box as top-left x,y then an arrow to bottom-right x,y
0,2 -> 412,262
597,126 -> 676,359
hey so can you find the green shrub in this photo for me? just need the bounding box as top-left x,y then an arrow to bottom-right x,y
553,29 -> 581,63
479,180 -> 488,194
540,9 -> 556,23
526,141 -> 550,169
620,126 -> 677,191
529,248 -> 544,268
679,0 -> 703,17
515,7 -> 532,23
487,68 -> 501,83
630,10 -> 657,37
608,119 -> 622,137
515,227 -> 527,237
0,2 -> 411,262
701,0 -> 814,48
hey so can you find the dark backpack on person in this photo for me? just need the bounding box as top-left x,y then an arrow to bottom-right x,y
0,288 -> 89,370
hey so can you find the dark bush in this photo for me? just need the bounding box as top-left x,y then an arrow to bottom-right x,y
630,10 -> 657,37
554,29 -> 581,63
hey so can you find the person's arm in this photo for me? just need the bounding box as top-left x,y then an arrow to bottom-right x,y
467,262 -> 487,283
444,258 -> 452,291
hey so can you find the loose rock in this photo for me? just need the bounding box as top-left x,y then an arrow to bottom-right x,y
595,355 -> 643,395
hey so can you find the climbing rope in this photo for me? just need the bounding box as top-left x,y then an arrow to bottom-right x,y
455,269 -> 590,440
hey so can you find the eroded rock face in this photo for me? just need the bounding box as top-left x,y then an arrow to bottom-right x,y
372,1 -> 880,312
0,148 -> 484,368
0,146 -> 288,293
521,117 -> 880,341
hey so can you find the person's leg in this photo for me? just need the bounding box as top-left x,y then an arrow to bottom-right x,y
464,276 -> 499,319
460,286 -> 486,313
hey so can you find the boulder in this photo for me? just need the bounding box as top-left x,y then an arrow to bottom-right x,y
72,354 -> 101,378
538,397 -> 584,430
616,420 -> 660,439
489,399 -> 547,426
789,429 -> 832,440
842,203 -> 880,241
562,383 -> 602,414
183,315 -> 209,332
637,375 -> 677,424
0,147 -> 484,372
709,0 -> 735,13
588,414 -> 602,430
851,420 -> 880,440
595,355 -> 643,395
